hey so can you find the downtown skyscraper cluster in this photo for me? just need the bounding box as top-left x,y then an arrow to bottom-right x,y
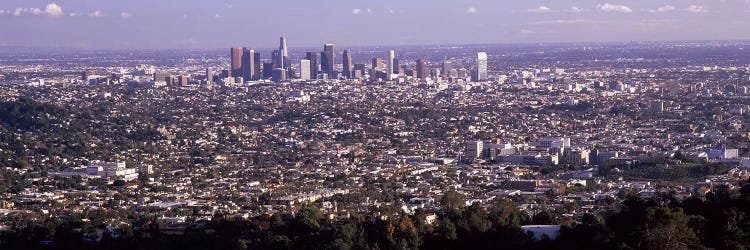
230,48 -> 260,81
227,37 -> 489,83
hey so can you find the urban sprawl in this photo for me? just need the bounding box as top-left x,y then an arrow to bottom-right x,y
1,39 -> 750,248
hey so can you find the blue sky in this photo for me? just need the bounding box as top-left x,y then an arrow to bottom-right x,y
0,0 -> 749,49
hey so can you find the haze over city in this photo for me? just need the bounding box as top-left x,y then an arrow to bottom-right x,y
1,0 -> 750,49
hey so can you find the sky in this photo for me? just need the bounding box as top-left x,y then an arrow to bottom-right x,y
0,0 -> 749,50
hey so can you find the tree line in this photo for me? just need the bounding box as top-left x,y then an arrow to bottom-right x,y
2,183 -> 750,249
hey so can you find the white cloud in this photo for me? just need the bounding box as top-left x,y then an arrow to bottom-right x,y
352,9 -> 361,15
528,6 -> 553,13
44,3 -> 63,17
366,8 -> 372,13
388,9 -> 395,14
11,3 -> 64,17
597,3 -> 633,13
120,12 -> 132,19
88,10 -> 103,17
0,10 -> 8,16
69,12 -> 76,17
214,13 -> 222,19
654,5 -> 676,13
684,5 -> 709,13
467,7 -> 477,13
14,8 -> 41,16
568,7 -> 588,13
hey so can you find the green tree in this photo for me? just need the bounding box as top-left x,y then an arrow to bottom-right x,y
438,217 -> 457,241
532,210 -> 559,225
488,199 -> 527,228
440,190 -> 465,212
639,207 -> 700,250
294,206 -> 322,237
466,203 -> 491,233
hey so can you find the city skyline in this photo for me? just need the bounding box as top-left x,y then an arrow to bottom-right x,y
1,1 -> 749,49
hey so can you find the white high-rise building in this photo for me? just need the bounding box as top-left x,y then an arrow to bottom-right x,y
475,52 -> 488,82
465,140 -> 484,160
300,60 -> 311,80
387,50 -> 395,80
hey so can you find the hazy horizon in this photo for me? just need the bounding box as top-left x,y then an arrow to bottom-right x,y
1,39 -> 750,53
1,0 -> 749,50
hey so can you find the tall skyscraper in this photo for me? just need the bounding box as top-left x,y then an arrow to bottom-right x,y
279,37 -> 289,68
353,64 -> 365,79
416,59 -> 426,79
387,50 -> 395,80
230,48 -> 243,77
372,57 -> 382,70
279,37 -> 288,57
178,75 -> 189,86
305,52 -> 318,80
262,62 -> 274,78
393,58 -> 400,74
300,60 -> 311,80
442,61 -> 452,77
342,50 -> 353,79
253,51 -> 261,80
321,44 -> 334,76
205,68 -> 213,84
272,50 -> 283,70
241,48 -> 255,82
272,68 -> 286,82
475,52 -> 488,82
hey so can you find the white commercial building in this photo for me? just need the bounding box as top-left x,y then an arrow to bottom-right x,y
475,52 -> 488,82
387,50 -> 395,80
539,137 -> 571,149
86,161 -> 138,181
708,147 -> 739,159
300,60 -> 311,80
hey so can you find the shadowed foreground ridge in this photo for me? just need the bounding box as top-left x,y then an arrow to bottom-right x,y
2,186 -> 750,249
